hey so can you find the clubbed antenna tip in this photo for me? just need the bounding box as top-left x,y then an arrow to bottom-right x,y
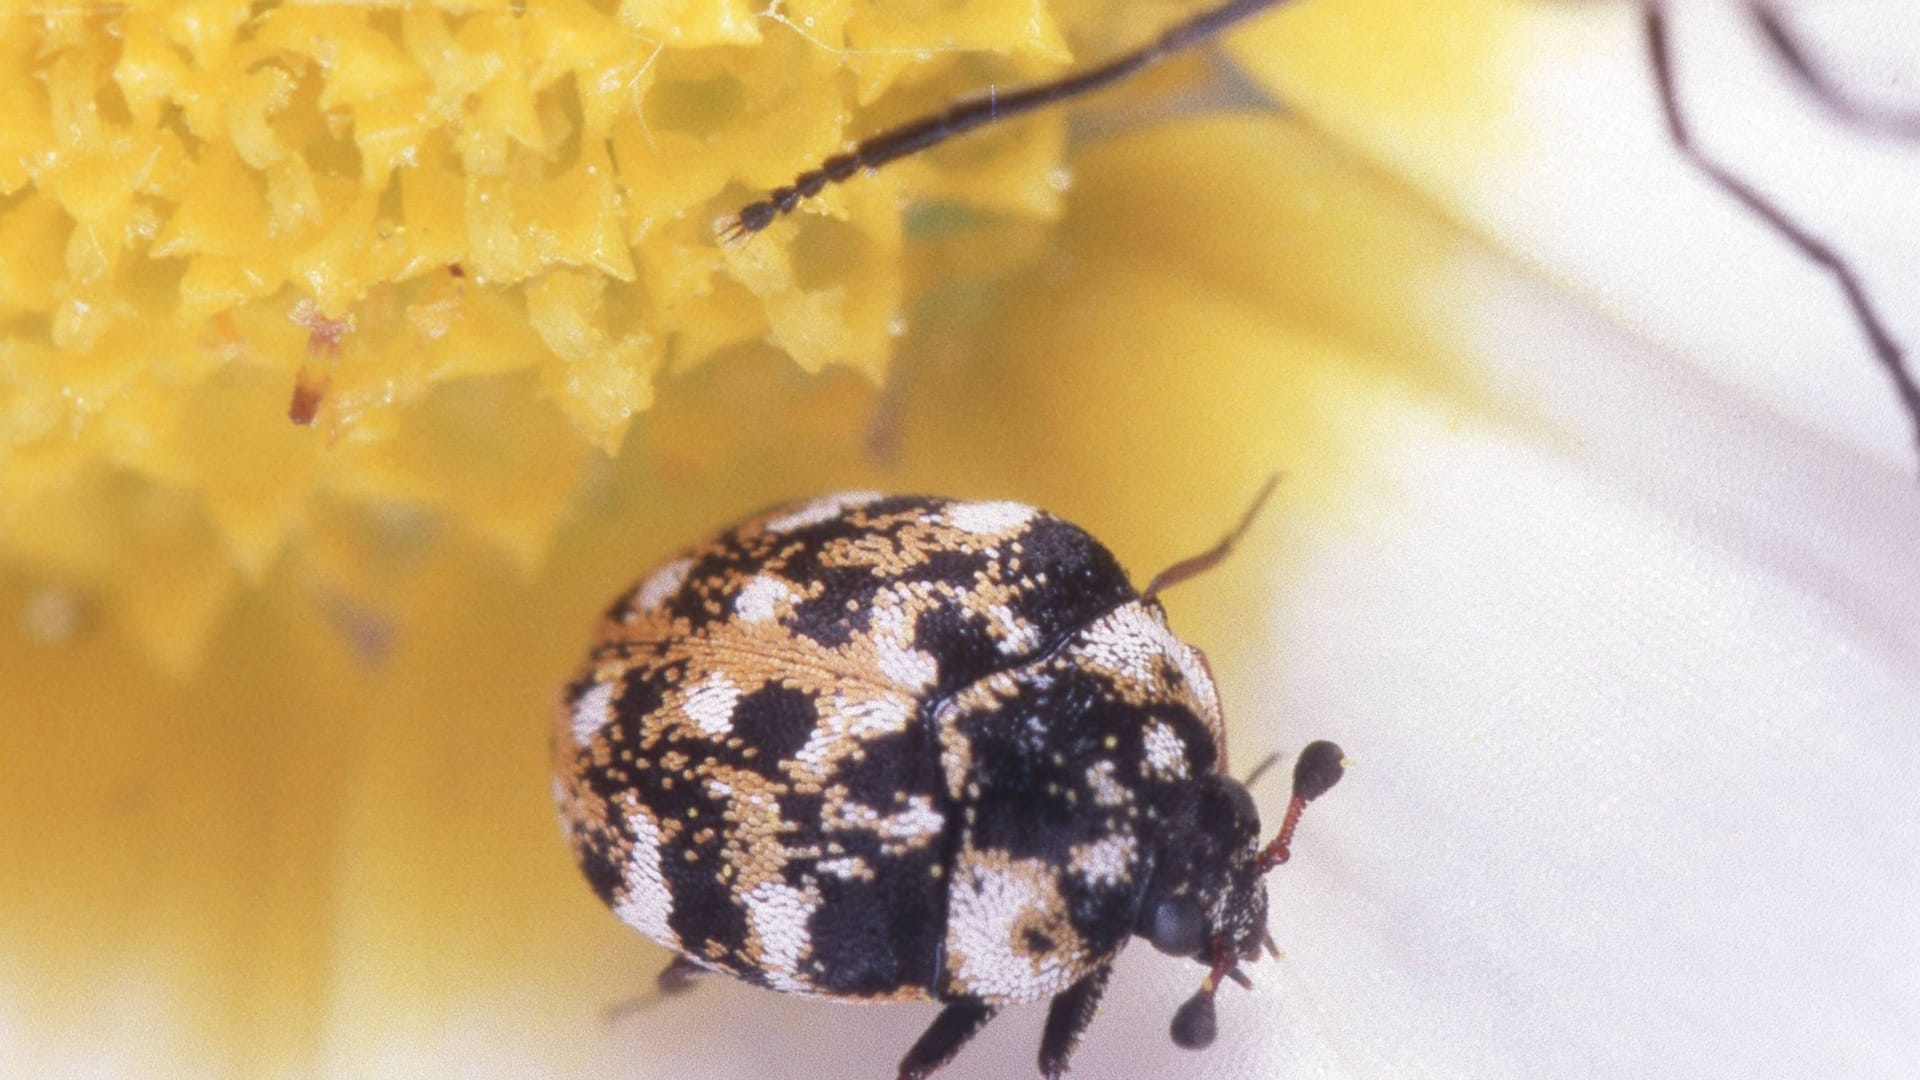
1257,740 -> 1346,873
1292,740 -> 1345,803
1170,989 -> 1217,1050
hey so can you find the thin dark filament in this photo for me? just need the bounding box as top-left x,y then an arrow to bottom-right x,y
602,996 -> 649,1024
1142,472 -> 1281,600
1752,3 -> 1920,141
722,0 -> 1294,240
1240,749 -> 1284,789
1644,3 -> 1920,472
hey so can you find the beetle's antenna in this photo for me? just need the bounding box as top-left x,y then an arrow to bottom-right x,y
721,0 -> 1299,240
1256,740 -> 1344,874
1168,944 -> 1242,1050
1142,473 -> 1282,601
1203,740 -> 1338,1021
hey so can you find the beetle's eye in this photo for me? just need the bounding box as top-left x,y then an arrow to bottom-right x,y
1146,894 -> 1207,957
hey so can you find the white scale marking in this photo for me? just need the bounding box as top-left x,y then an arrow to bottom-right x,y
765,491 -> 883,534
683,672 -> 742,736
794,695 -> 914,772
1069,834 -> 1137,888
875,637 -> 938,691
743,881 -> 820,992
1085,760 -> 1129,807
734,574 -> 796,623
1143,719 -> 1189,779
946,857 -> 1077,1003
946,500 -> 1037,536
570,681 -> 615,744
631,556 -> 692,614
987,603 -> 1041,655
1076,604 -> 1173,684
614,809 -> 679,947
828,795 -> 944,842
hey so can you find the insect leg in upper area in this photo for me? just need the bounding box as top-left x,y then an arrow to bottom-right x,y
721,0 -> 1299,240
1642,1 -> 1920,473
1750,3 -> 1920,139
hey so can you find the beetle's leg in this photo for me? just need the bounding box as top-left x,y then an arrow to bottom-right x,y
1038,964 -> 1114,1080
601,956 -> 710,1024
898,999 -> 999,1080
723,0 -> 1298,239
655,954 -> 706,997
1644,3 -> 1920,470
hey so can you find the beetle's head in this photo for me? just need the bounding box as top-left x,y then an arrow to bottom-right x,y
1137,740 -> 1345,1051
1136,770 -> 1267,965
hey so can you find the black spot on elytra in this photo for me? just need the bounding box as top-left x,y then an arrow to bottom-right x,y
649,777 -> 747,958
807,853 -> 944,996
780,790 -> 825,835
910,590 -> 1009,699
829,729 -> 938,805
1022,927 -> 1056,955
613,664 -> 668,735
663,857 -> 748,961
729,683 -> 818,762
783,565 -> 881,648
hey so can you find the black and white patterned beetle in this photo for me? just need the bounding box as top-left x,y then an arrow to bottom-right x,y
553,482 -> 1344,1079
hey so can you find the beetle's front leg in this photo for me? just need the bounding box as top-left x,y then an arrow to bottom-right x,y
897,999 -> 999,1080
655,954 -> 707,996
1038,964 -> 1114,1079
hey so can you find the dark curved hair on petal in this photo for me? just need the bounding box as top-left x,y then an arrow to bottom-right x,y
1644,2 -> 1920,476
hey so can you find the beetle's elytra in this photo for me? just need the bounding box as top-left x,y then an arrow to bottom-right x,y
553,489 -> 1343,1079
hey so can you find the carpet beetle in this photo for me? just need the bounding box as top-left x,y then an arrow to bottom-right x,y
554,484 -> 1344,1078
